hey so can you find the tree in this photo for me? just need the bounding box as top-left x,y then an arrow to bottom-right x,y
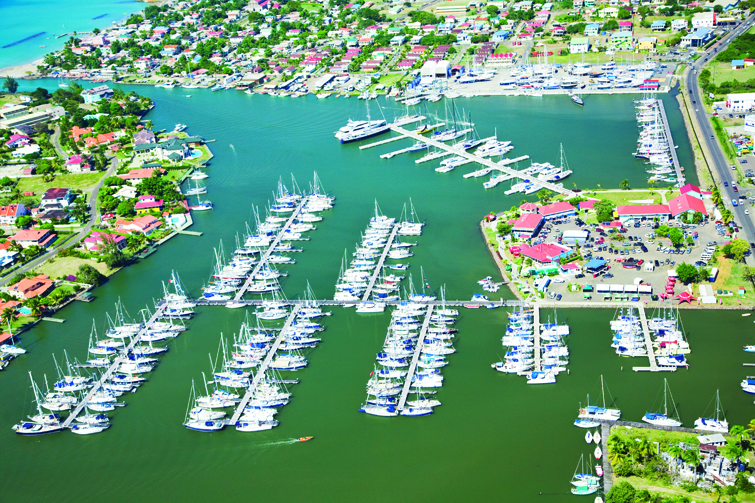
116,199 -> 135,217
126,233 -> 145,253
712,187 -> 722,206
668,227 -> 684,246
0,306 -> 17,327
619,179 -> 630,190
15,215 -> 33,228
76,264 -> 105,286
676,262 -> 698,284
2,76 -> 18,94
496,221 -> 513,235
730,239 -> 750,261
100,235 -> 127,269
486,4 -> 500,16
537,189 -> 554,202
607,434 -> 629,465
606,481 -> 636,503
68,202 -> 88,223
617,8 -> 632,19
723,438 -> 745,464
721,208 -> 734,224
22,296 -> 43,317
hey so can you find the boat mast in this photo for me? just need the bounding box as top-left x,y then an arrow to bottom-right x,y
601,375 -> 606,409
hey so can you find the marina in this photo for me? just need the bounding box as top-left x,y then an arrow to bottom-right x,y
396,305 -> 435,411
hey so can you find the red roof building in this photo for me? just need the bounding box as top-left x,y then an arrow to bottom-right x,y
668,194 -> 707,218
538,201 -> 576,220
679,183 -> 703,200
519,243 -> 571,265
9,229 -> 57,248
519,202 -> 538,213
9,275 -> 55,298
511,213 -> 544,239
579,200 -> 596,210
115,215 -> 162,236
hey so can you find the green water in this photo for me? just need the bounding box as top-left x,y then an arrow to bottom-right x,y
3,84 -> 736,503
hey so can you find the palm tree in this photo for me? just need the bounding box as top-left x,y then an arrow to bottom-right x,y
721,208 -> 734,224
722,438 -> 745,464
22,297 -> 43,317
746,418 -> 755,438
682,449 -> 701,472
607,434 -> 629,465
1,306 -> 17,327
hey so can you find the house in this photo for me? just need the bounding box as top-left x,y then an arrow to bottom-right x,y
114,185 -> 138,199
538,201 -> 576,220
682,28 -> 713,47
732,59 -> 746,70
81,85 -> 114,104
570,37 -> 590,53
117,168 -> 165,183
668,194 -> 708,220
611,31 -> 633,48
9,228 -> 57,248
616,204 -> 671,224
155,139 -> 189,162
511,212 -> 544,239
637,37 -> 657,52
115,215 -> 162,236
726,92 -> 755,111
70,126 -> 93,141
680,183 -> 703,199
651,20 -> 667,31
0,204 -> 28,225
37,210 -> 69,223
618,20 -> 633,32
8,274 -> 55,299
671,18 -> 688,31
65,154 -> 93,173
134,195 -> 164,215
579,200 -> 596,211
11,144 -> 40,158
84,231 -> 128,252
691,11 -> 716,28
40,188 -> 74,208
0,250 -> 19,268
519,242 -> 572,265
584,23 -> 600,36
4,134 -> 30,148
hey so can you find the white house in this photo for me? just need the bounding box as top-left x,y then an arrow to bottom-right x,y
691,11 -> 716,28
671,18 -> 688,30
727,92 -> 755,112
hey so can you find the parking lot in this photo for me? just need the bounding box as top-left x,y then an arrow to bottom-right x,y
518,214 -> 743,302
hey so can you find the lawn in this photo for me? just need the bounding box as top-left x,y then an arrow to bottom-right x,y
378,73 -> 405,87
483,225 -> 498,251
708,256 -> 755,307
580,189 -> 680,207
550,51 -> 635,65
164,168 -> 190,181
34,256 -> 109,279
709,62 -> 755,86
17,173 -> 106,196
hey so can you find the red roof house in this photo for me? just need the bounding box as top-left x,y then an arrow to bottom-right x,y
679,183 -> 703,199
519,243 -> 571,265
9,229 -> 57,248
9,275 -> 55,299
538,201 -> 576,220
668,194 -> 707,218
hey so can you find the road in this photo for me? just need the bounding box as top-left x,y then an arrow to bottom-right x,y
0,156 -> 120,286
50,125 -> 69,161
689,14 -> 755,249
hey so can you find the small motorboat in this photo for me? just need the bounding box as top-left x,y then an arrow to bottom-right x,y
298,436 -> 313,442
226,301 -> 246,309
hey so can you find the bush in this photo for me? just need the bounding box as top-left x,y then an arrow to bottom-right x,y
76,264 -> 105,286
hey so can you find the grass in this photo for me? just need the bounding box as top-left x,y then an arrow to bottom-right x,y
164,169 -> 190,182
33,256 -> 108,279
712,116 -> 738,163
709,257 -> 755,306
16,173 -> 106,195
582,189 -> 680,207
709,61 -> 755,86
483,225 -> 498,251
378,73 -> 405,87
609,424 -> 701,447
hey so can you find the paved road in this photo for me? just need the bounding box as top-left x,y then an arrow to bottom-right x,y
689,15 -> 755,250
50,125 -> 69,161
0,156 -> 120,286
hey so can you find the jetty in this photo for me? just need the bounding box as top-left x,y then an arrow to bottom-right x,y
533,304 -> 542,372
233,198 -> 307,301
414,131 -> 481,164
633,306 -> 675,372
227,306 -> 300,426
462,155 -> 530,178
361,225 -> 400,301
656,100 -> 684,185
61,304 -> 166,429
397,304 -> 435,411
390,126 -> 575,197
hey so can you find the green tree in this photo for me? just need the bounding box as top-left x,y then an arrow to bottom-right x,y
496,221 -> 513,235
606,480 -> 636,503
2,76 -> 19,94
730,239 -> 749,261
76,264 -> 105,286
723,438 -> 745,464
116,199 -> 135,217
617,8 -> 631,19
14,215 -> 33,228
668,227 -> 684,246
594,199 -> 615,222
721,208 -> 734,224
619,179 -> 630,190
486,4 -> 500,16
0,306 -> 17,327
22,296 -> 43,317
68,202 -> 88,223
100,235 -> 127,269
676,262 -> 698,284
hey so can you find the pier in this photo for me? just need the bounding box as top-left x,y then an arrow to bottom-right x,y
397,305 -> 435,411
414,131 -> 480,164
656,100 -> 685,185
390,126 -> 575,197
533,304 -> 542,372
361,224 -> 400,301
462,155 -> 531,178
227,306 -> 301,426
61,304 -> 166,429
233,198 -> 307,301
633,306 -> 664,372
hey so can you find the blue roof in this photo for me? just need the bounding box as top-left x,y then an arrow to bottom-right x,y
586,23 -> 600,28
584,258 -> 607,269
733,59 -> 746,65
688,27 -> 713,38
651,20 -> 666,27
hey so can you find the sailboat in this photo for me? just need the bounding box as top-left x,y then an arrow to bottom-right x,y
183,381 -> 225,432
578,375 -> 621,422
570,453 -> 600,495
694,389 -> 729,433
642,378 -> 682,427
12,372 -> 63,435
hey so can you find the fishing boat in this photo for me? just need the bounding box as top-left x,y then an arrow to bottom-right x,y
694,389 -> 729,433
642,378 -> 682,427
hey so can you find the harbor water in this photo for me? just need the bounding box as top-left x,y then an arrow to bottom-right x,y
2,84 -> 733,502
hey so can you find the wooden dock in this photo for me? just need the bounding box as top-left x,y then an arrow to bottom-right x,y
391,126 -> 575,197
177,230 -> 203,236
41,317 -> 65,323
61,304 -> 166,429
633,306 -> 673,372
397,304 -> 435,411
227,306 -> 300,426
533,305 -> 541,372
656,100 -> 685,185
462,155 -> 531,178
361,225 -> 400,302
233,198 -> 307,301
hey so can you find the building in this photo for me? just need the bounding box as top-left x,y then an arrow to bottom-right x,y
81,85 -> 114,104
637,37 -> 657,52
680,183 -> 703,199
134,195 -> 164,215
668,194 -> 708,220
519,242 -> 572,265
671,18 -> 688,31
5,134 -> 30,148
611,31 -> 633,48
726,92 -> 755,111
511,212 -> 544,239
651,20 -> 667,31
681,28 -> 713,47
40,188 -> 74,208
115,215 -> 162,236
616,204 -> 671,224
538,201 -> 576,220
561,230 -> 589,243
8,274 -> 55,299
84,231 -> 128,252
584,23 -> 600,36
618,20 -> 633,32
65,154 -> 93,173
11,144 -> 40,158
0,204 -> 28,225
9,228 -> 57,248
570,37 -> 590,54
691,11 -> 716,28
746,114 -> 755,133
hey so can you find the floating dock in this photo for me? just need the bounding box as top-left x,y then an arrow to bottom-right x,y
533,305 -> 542,372
632,306 -> 675,372
227,306 -> 300,426
361,225 -> 400,301
655,100 -> 684,185
397,304 -> 435,411
462,155 -> 530,178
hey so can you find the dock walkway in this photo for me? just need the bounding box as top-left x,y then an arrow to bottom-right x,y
656,101 -> 685,185
397,305 -> 435,411
227,306 -> 300,426
533,305 -> 541,372
61,304 -> 166,429
634,306 -> 663,372
233,198 -> 307,301
361,225 -> 400,301
390,126 -> 575,197
462,155 -> 530,179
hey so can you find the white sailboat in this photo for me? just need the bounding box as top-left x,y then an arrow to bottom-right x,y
694,389 -> 728,433
642,378 -> 682,427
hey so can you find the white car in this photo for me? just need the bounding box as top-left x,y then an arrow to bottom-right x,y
552,278 -> 565,283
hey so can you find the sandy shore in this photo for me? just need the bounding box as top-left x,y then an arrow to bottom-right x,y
0,59 -> 44,79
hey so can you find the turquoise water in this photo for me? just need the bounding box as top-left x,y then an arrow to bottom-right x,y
0,82 -> 724,503
18,307 -> 32,315
0,0 -> 143,69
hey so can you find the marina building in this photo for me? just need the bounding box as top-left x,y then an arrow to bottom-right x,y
518,242 -> 572,266
538,201 -> 576,220
511,212 -> 544,239
668,194 -> 708,220
81,85 -> 114,104
616,204 -> 671,224
691,11 -> 716,28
